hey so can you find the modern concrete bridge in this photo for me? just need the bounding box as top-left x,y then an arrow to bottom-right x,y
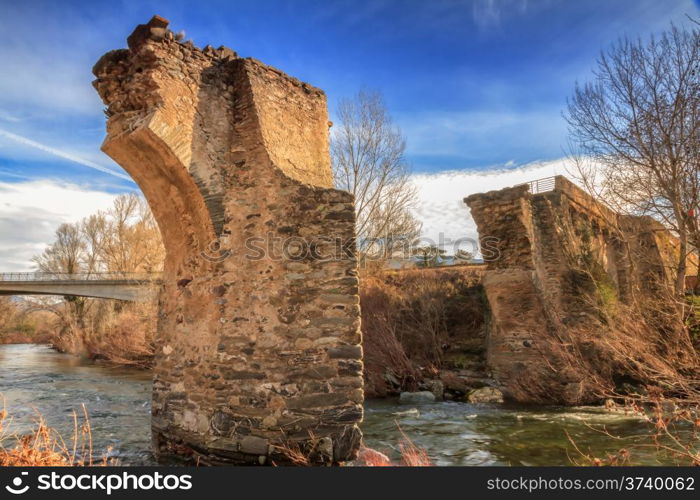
0,272 -> 162,302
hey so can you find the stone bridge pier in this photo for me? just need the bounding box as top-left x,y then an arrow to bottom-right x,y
93,16 -> 363,465
465,176 -> 683,404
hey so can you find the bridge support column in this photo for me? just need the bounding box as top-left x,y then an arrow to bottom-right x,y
465,176 -> 680,404
93,16 -> 363,465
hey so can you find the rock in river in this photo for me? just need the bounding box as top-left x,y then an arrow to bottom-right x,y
399,391 -> 436,404
467,387 -> 504,404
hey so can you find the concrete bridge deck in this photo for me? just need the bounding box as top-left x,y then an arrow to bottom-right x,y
0,272 -> 162,302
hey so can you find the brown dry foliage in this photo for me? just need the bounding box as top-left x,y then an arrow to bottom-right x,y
45,301 -> 157,368
0,404 -> 110,466
270,429 -> 432,467
508,279 -> 700,405
14,192 -> 164,367
84,302 -> 157,367
0,302 -> 53,345
360,277 -> 421,397
0,297 -> 15,331
356,427 -> 432,466
360,266 -> 485,397
503,199 -> 700,404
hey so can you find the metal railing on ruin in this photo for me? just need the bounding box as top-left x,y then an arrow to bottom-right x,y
520,176 -> 557,194
0,272 -> 163,283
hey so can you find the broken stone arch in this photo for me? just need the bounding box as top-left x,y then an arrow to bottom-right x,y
93,16 -> 363,464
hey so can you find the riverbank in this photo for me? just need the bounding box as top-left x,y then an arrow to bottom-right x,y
361,266 -> 492,399
2,267 -> 493,396
9,265 -> 696,407
2,344 -> 695,466
0,331 -> 51,344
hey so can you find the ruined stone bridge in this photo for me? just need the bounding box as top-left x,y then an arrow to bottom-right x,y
91,16 -> 363,465
18,14 -> 682,466
465,174 -> 693,404
0,272 -> 161,302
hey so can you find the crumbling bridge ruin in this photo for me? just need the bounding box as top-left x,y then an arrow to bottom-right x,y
70,13 -> 695,462
93,16 -> 362,464
465,175 -> 687,404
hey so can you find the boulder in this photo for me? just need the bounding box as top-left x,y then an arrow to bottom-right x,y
467,387 -> 504,404
356,447 -> 391,466
399,391 -> 436,404
441,372 -> 468,393
441,371 -> 490,395
425,379 -> 444,401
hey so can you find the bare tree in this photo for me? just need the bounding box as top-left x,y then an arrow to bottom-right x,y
100,194 -> 164,273
34,194 -> 164,277
29,194 -> 165,334
33,222 -> 90,328
331,90 -> 421,263
566,24 -> 700,294
33,223 -> 86,275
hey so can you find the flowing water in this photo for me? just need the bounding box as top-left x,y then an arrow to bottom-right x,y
0,344 -> 682,465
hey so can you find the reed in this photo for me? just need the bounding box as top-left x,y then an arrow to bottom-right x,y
0,402 -> 110,466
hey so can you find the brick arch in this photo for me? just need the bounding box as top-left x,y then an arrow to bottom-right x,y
93,16 -> 363,465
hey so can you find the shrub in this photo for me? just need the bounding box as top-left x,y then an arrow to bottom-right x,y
360,267 -> 485,397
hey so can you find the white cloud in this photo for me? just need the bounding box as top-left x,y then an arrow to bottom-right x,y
411,158 -> 571,248
0,159 -> 574,270
0,180 -> 118,271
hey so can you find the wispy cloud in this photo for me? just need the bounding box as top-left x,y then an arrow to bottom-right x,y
472,0 -> 531,31
0,180 -> 118,271
0,110 -> 21,123
0,129 -> 132,182
410,158 -> 571,245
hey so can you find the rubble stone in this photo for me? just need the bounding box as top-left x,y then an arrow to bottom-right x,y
93,16 -> 362,465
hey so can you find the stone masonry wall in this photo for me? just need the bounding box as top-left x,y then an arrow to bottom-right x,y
93,16 -> 362,464
465,175 -> 681,403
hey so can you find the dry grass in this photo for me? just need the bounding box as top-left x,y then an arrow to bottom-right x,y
360,267 -> 485,397
0,403 -> 110,466
269,426 -> 432,467
396,434 -> 432,466
360,277 -> 421,397
356,428 -> 432,466
84,303 -> 157,367
579,295 -> 696,401
45,301 -> 156,368
506,272 -> 700,404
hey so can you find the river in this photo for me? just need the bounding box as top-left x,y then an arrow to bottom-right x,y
0,344 -> 675,465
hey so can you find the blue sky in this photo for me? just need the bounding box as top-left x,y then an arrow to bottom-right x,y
1,0 -> 699,184
1,0 -> 699,269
